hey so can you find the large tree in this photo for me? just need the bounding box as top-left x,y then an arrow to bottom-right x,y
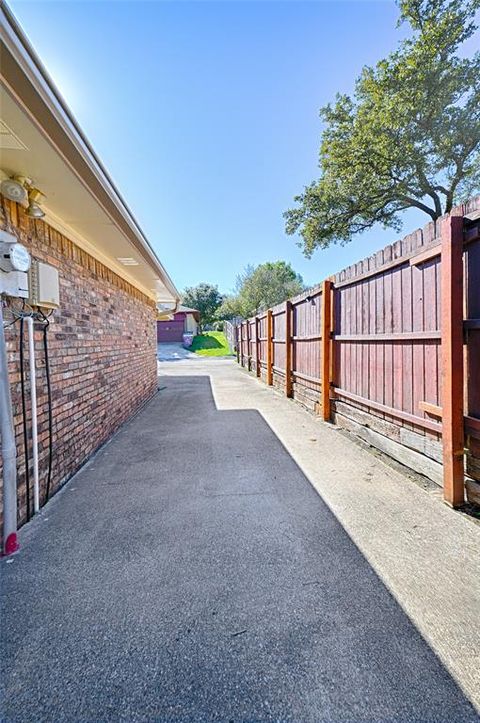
182,283 -> 223,327
218,261 -> 304,319
285,0 -> 480,255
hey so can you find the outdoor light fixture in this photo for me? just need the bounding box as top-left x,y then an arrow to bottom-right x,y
0,175 -> 28,204
0,175 -> 46,218
26,187 -> 45,219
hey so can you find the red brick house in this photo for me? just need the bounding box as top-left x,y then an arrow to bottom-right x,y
157,305 -> 200,342
0,5 -> 179,551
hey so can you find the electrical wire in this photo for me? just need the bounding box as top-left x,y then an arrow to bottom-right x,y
5,297 -> 34,321
41,312 -> 53,503
3,296 -> 55,510
19,316 -> 31,521
2,317 -> 20,329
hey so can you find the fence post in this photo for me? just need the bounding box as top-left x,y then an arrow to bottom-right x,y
235,324 -> 240,364
255,316 -> 261,377
246,320 -> 251,371
441,214 -> 465,507
241,323 -> 245,367
267,309 -> 273,385
285,300 -> 293,398
321,280 -> 333,421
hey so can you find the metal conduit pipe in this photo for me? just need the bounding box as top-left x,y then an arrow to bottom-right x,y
0,302 -> 19,555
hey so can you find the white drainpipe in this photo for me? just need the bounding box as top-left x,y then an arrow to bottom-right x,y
26,315 -> 39,514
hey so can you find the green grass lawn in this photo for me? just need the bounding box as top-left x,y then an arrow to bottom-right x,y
190,331 -> 233,357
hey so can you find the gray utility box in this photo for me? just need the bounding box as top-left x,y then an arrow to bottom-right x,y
28,260 -> 60,308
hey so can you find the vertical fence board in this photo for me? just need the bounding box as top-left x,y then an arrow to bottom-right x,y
361,273 -> 369,401
384,270 -> 393,423
423,258 -> 440,438
392,266 -> 403,414
401,262 -> 414,429
412,262 -> 425,436
375,262 -> 385,417
465,233 -> 480,481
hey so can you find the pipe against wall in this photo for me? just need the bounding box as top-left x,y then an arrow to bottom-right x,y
26,316 -> 39,514
0,302 -> 19,555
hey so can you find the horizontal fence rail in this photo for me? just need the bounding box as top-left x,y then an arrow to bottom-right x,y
235,198 -> 480,508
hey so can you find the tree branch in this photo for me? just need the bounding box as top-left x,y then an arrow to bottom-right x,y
398,195 -> 439,219
416,169 -> 443,217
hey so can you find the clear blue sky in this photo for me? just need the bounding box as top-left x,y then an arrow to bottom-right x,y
10,0 -> 426,295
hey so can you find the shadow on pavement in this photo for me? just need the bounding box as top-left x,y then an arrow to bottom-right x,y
1,375 -> 477,722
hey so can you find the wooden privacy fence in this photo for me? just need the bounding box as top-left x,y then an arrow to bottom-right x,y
236,198 -> 480,508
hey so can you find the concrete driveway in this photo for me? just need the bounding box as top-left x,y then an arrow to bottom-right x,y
1,359 -> 479,721
157,342 -> 197,361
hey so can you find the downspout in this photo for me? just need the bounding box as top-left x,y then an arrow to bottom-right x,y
0,301 -> 19,555
26,315 -> 39,514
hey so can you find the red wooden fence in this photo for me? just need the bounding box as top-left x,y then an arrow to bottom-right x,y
236,199 -> 480,507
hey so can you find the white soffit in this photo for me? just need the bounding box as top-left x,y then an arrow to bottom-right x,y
0,89 -> 173,302
0,118 -> 28,150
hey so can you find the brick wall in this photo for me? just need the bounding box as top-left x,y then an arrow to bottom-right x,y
0,196 -> 158,534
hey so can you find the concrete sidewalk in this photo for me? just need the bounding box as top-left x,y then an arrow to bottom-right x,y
1,359 -> 479,721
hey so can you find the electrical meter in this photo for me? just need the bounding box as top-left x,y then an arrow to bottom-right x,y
0,231 -> 31,298
0,232 -> 31,273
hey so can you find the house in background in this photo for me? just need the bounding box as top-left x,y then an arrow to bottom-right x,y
157,305 -> 200,342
